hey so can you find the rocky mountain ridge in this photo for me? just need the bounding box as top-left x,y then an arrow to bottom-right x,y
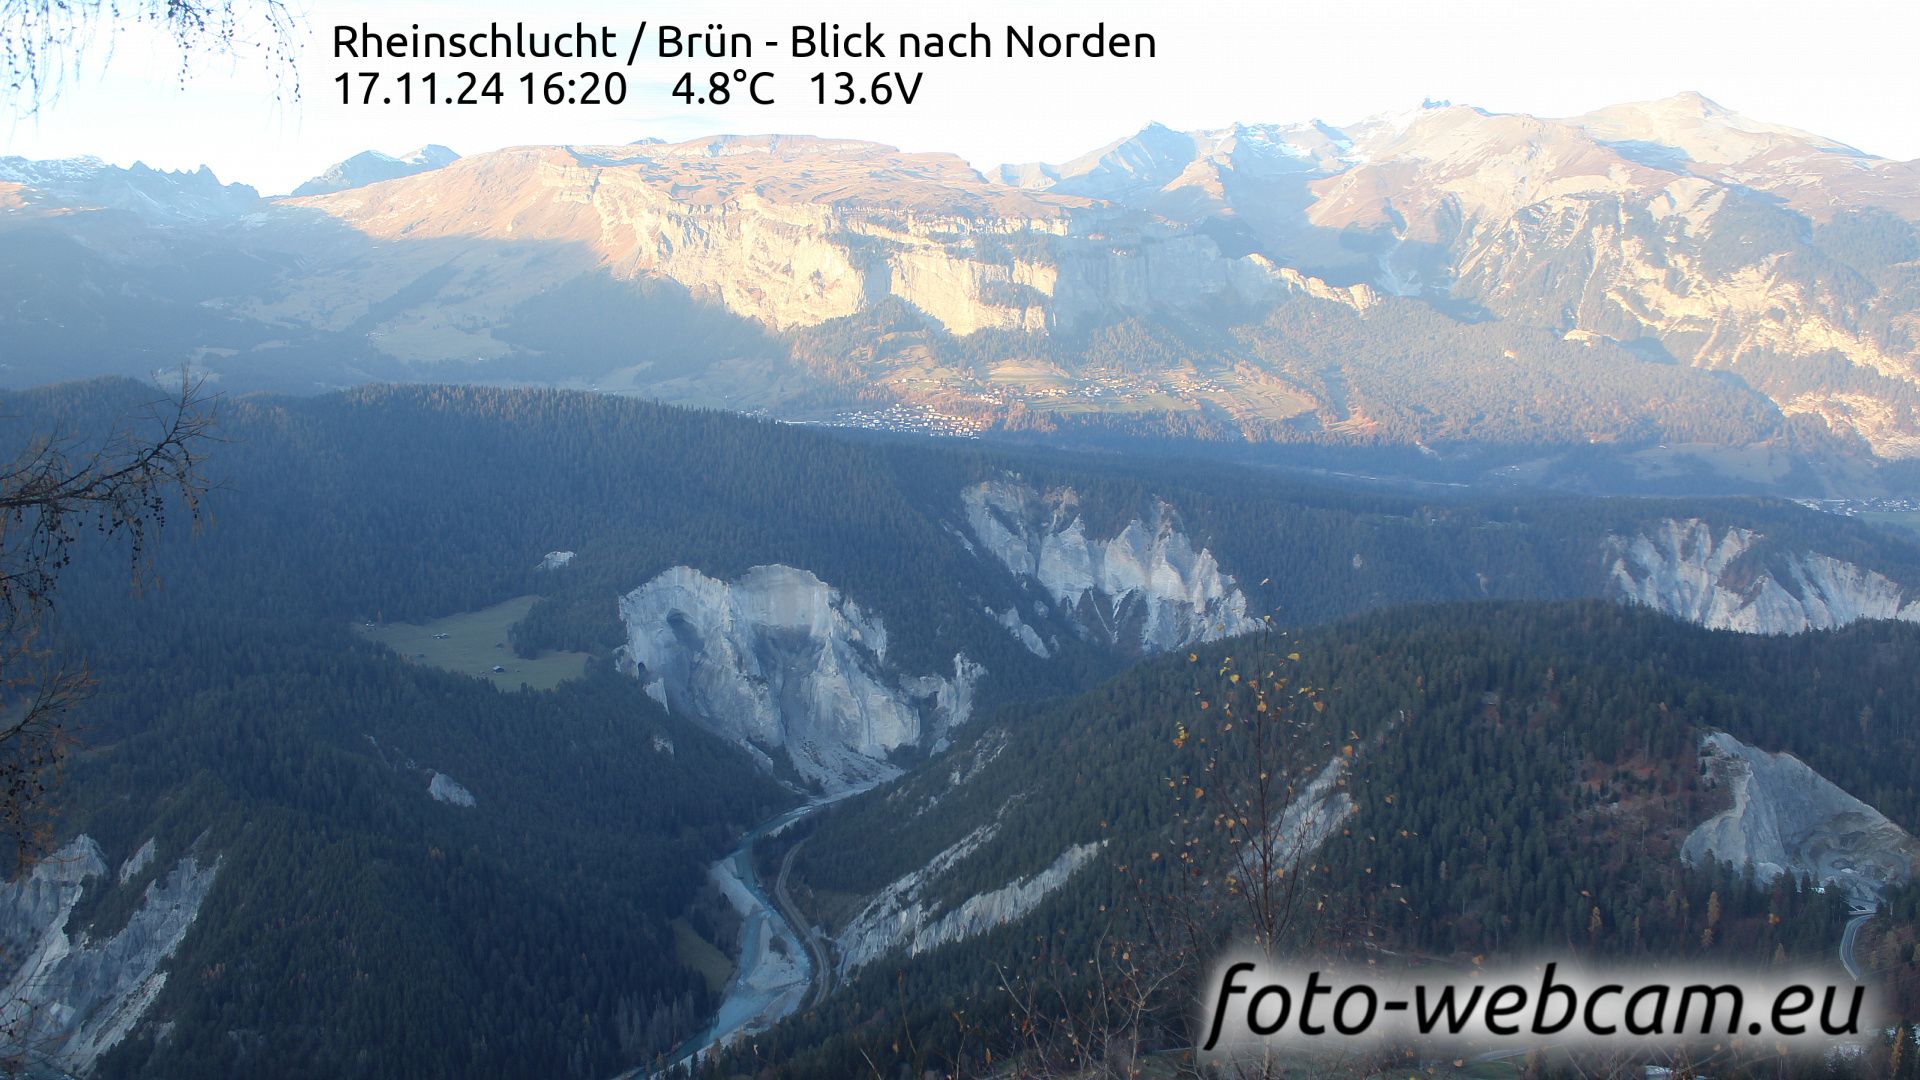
0,155 -> 259,222
293,144 -> 461,197
8,95 -> 1920,479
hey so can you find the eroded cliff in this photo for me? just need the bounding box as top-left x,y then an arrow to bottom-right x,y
961,478 -> 1262,653
1605,517 -> 1920,633
617,564 -> 980,790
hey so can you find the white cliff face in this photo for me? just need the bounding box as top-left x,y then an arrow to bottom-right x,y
899,655 -> 986,754
428,772 -> 477,807
0,836 -> 220,1074
116,840 -> 156,886
961,478 -> 1263,653
990,606 -> 1053,658
535,550 -> 575,571
617,564 -> 981,790
1683,733 -> 1919,900
1272,756 -> 1357,872
1605,518 -> 1920,634
834,816 -> 1104,975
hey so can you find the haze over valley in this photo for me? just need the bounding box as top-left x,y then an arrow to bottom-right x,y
8,21 -> 1920,1075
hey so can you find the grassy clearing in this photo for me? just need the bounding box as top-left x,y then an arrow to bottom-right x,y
672,918 -> 734,995
357,595 -> 589,691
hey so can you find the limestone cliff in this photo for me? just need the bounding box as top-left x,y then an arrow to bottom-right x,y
961,478 -> 1262,653
1272,756 -> 1357,871
1604,517 -> 1920,633
16,97 -> 1920,459
834,816 -> 1104,975
278,137 -> 1294,353
0,836 -> 219,1074
1684,732 -> 1919,899
617,564 -> 980,790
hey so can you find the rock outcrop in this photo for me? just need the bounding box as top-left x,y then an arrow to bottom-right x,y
617,564 -> 980,790
1683,732 -> 1919,900
429,772 -> 476,807
0,836 -> 219,1074
834,818 -> 1103,974
989,606 -> 1053,658
1604,518 -> 1920,634
961,478 -> 1262,653
1272,756 -> 1357,871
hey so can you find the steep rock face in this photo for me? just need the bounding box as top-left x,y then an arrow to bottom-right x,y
1438,178 -> 1920,457
989,606 -> 1053,658
834,818 -> 1104,974
1272,756 -> 1357,870
996,98 -> 1920,456
278,137 -> 1310,350
1325,101 -> 1920,457
428,772 -> 477,807
961,478 -> 1262,653
0,836 -> 220,1074
1604,518 -> 1920,633
1684,732 -> 1919,899
617,564 -> 979,789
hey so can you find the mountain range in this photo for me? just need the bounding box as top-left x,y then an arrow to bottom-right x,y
5,93 -> 1920,494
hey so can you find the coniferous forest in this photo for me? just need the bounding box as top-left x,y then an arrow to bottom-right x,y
6,378 -> 1920,1078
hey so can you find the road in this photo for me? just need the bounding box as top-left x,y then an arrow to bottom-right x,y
1841,902 -> 1876,981
641,786 -> 867,1077
774,839 -> 834,1009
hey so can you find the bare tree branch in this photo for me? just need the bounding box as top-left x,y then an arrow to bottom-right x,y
0,378 -> 216,871
1,0 -> 299,114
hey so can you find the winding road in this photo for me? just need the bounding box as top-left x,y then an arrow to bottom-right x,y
1840,902 -> 1876,982
775,839 -> 834,1009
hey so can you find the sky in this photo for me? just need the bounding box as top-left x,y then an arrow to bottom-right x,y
4,0 -> 1918,195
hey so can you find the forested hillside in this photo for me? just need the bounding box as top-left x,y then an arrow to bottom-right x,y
756,602 -> 1920,1077
7,380 -> 1920,1076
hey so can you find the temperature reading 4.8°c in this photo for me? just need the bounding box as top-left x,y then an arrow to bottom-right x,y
671,70 -> 775,105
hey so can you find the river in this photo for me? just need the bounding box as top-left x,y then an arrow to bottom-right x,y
651,787 -> 864,1075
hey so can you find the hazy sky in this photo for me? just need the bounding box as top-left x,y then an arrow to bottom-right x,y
5,0 -> 1917,194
